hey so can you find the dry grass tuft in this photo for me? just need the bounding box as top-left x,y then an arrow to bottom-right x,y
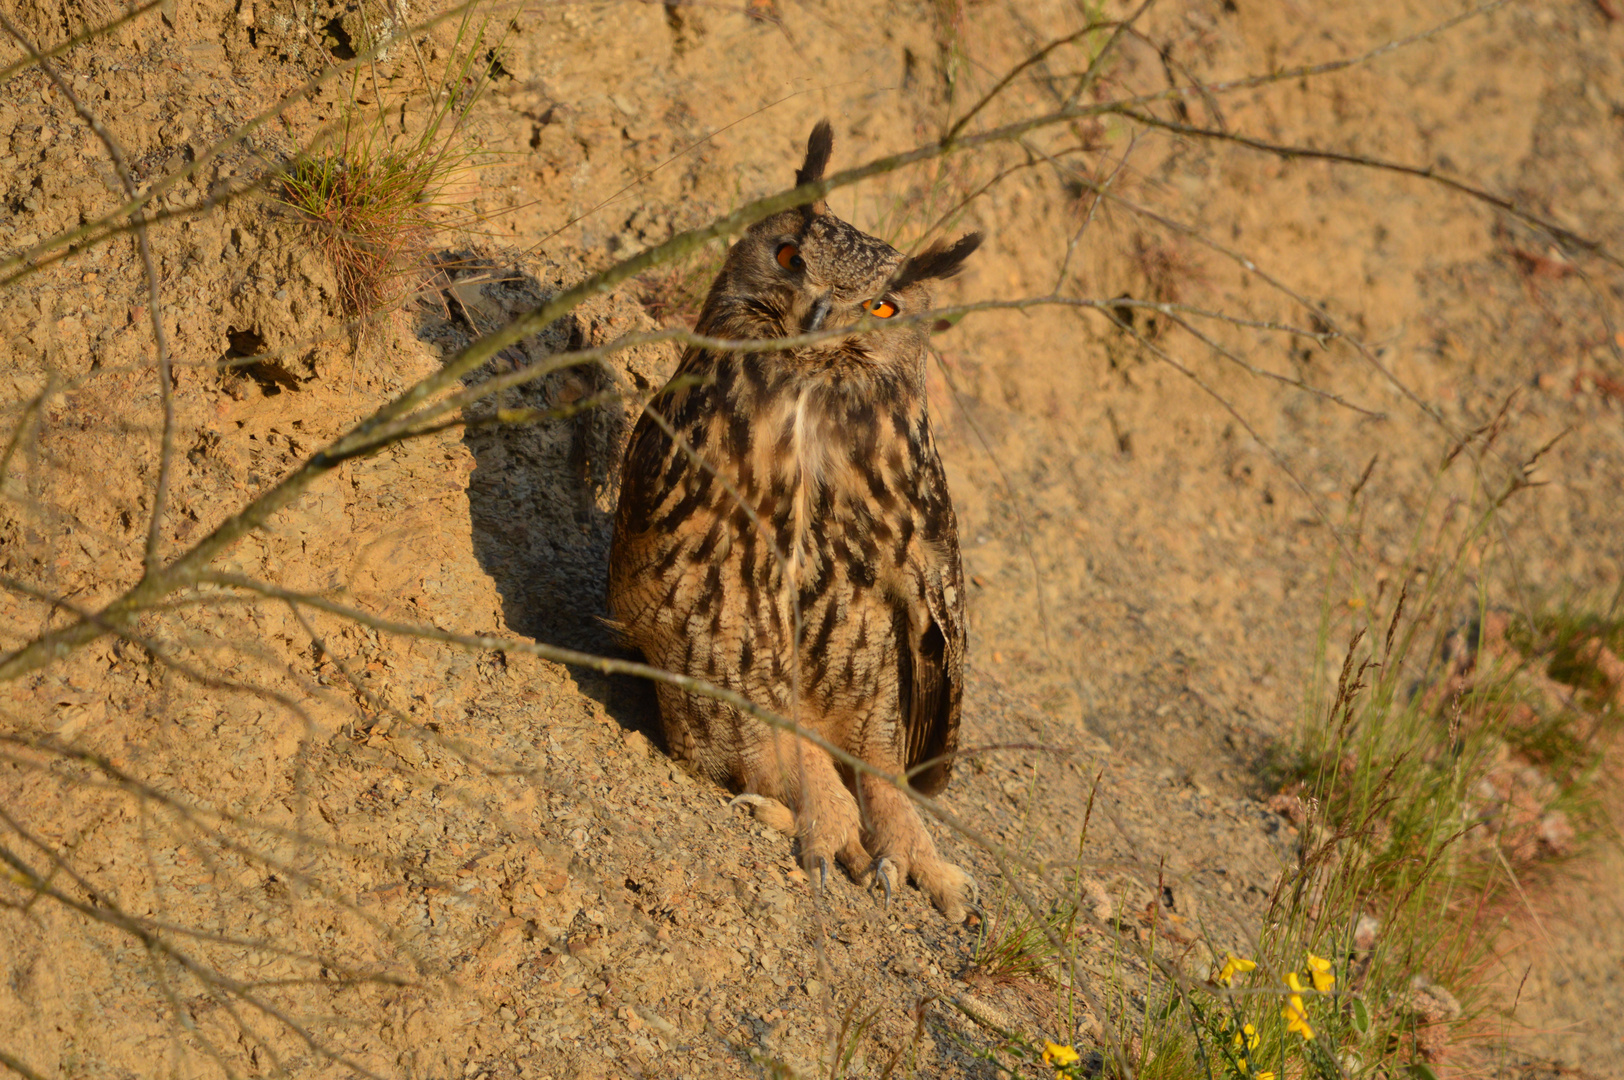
278,12 -> 499,320
280,149 -> 438,317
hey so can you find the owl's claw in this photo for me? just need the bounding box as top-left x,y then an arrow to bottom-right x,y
807,854 -> 829,891
871,856 -> 899,907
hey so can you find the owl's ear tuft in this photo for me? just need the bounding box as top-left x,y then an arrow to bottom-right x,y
796,120 -> 834,189
893,232 -> 983,290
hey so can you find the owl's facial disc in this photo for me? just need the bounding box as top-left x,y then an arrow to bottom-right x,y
759,216 -> 915,349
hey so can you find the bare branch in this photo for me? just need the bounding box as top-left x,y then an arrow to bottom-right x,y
946,20 -> 1113,143
1063,0 -> 1158,109
1112,107 -> 1617,267
0,0 -> 167,82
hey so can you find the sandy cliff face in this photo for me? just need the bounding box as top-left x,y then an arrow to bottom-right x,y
1,0 -> 1622,1076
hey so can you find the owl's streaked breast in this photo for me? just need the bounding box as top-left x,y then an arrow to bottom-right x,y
612,350 -> 940,698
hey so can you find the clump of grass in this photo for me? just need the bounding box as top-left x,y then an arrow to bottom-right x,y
969,765 -> 1096,988
1132,435 -> 1624,1078
1281,600 -> 1623,910
949,427 -> 1623,1080
279,10 -> 500,319
973,888 -> 1087,985
954,769 -> 1120,1077
1121,596 -> 1490,1080
281,149 -> 436,317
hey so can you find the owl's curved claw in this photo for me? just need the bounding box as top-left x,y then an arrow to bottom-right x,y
729,793 -> 768,811
808,854 -> 829,891
871,856 -> 899,907
962,871 -> 982,913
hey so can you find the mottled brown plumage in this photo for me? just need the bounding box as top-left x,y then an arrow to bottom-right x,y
608,122 -> 980,919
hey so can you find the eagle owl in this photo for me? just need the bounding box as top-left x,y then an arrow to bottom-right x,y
608,122 -> 980,920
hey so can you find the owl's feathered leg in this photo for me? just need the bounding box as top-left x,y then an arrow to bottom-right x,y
738,729 -> 869,884
858,774 -> 976,922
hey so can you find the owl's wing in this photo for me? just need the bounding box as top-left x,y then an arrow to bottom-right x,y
897,463 -> 965,797
612,407 -> 674,539
607,362 -> 711,636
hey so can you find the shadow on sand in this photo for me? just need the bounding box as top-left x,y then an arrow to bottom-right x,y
412,251 -> 679,743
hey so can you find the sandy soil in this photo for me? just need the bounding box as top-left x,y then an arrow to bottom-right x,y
1,0 -> 1623,1077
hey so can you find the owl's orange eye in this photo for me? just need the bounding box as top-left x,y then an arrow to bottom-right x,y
865,298 -> 898,319
776,243 -> 803,271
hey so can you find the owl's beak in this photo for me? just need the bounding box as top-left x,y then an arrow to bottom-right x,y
802,292 -> 832,333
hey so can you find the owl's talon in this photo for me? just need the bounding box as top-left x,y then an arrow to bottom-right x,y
728,793 -> 768,810
871,857 -> 898,907
963,872 -> 981,912
810,855 -> 829,891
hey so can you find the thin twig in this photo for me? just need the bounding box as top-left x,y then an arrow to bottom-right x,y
946,20 -> 1113,142
0,0 -> 167,82
1064,0 -> 1158,109
1112,107 -> 1618,267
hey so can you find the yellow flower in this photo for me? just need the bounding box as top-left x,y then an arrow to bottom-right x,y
1043,1042 -> 1081,1068
1282,975 -> 1316,1039
1232,1023 -> 1259,1053
1306,952 -> 1336,993
1216,953 -> 1257,986
1255,1073 -> 1276,1080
